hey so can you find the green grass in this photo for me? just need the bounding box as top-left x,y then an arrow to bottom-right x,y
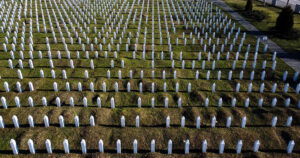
0,0 -> 299,157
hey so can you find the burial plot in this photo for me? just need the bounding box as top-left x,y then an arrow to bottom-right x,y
0,0 -> 299,156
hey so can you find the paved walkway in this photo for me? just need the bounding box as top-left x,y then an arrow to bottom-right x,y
209,0 -> 300,72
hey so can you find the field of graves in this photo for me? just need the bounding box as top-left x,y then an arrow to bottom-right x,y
0,0 -> 300,157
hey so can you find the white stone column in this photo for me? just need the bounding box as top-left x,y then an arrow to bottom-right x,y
253,140 -> 260,152
74,116 -> 80,127
236,140 -> 243,154
90,116 -> 95,126
99,139 -> 104,153
45,139 -> 52,154
202,140 -> 207,153
81,139 -> 87,154
133,139 -> 138,154
28,115 -> 34,127
43,115 -> 49,127
121,116 -> 125,127
0,116 -> 4,128
219,140 -> 225,154
116,139 -> 121,154
12,115 -> 19,128
185,140 -> 190,154
151,140 -> 155,152
28,139 -> 35,154
1,97 -> 8,109
111,97 -> 115,108
271,116 -> 277,127
166,116 -> 170,128
59,115 -> 64,128
168,140 -> 172,154
241,116 -> 247,128
63,139 -> 70,154
136,116 -> 140,127
287,140 -> 295,154
181,116 -> 185,128
196,116 -> 201,129
10,139 -> 18,155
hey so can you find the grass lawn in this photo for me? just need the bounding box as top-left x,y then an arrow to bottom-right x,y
221,0 -> 300,56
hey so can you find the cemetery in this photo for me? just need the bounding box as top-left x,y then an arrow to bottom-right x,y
0,0 -> 299,157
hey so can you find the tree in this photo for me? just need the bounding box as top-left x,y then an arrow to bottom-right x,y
245,0 -> 253,12
275,6 -> 294,33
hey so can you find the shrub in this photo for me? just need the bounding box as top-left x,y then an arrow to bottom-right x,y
275,6 -> 294,33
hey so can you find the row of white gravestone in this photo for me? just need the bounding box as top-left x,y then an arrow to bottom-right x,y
7,57 -> 280,74
3,80 -> 300,96
3,39 -> 267,56
38,34 -> 251,53
17,38 -> 247,59
12,68 -> 299,86
109,69 -> 296,82
1,95 -> 299,109
36,25 -> 244,46
3,39 -> 268,61
0,114 -> 293,129
1,24 -> 251,52
5,48 -> 272,62
8,138 -> 296,155
120,115 -> 293,128
2,24 -> 245,47
0,115 -> 95,128
0,38 -> 276,61
6,51 -> 273,67
2,38 -> 265,60
4,57 -> 272,78
39,32 -> 247,50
